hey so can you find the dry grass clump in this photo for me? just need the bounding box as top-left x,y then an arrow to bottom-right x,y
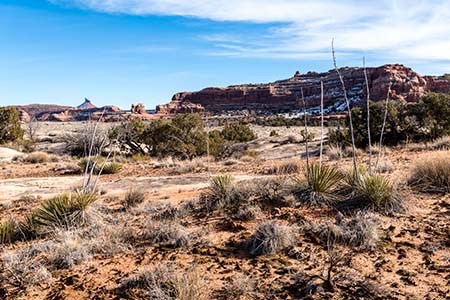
122,188 -> 146,208
145,220 -> 191,248
33,192 -> 97,230
429,136 -> 450,150
375,159 -> 395,173
249,221 -> 295,256
409,152 -> 450,193
326,144 -> 343,160
306,212 -> 380,251
295,162 -> 344,205
199,175 -> 235,212
22,151 -> 50,164
352,175 -> 404,214
234,205 -> 262,221
119,263 -> 209,300
43,230 -> 93,269
222,273 -> 256,299
79,158 -> 122,175
2,247 -> 53,289
267,159 -> 302,175
170,157 -> 206,174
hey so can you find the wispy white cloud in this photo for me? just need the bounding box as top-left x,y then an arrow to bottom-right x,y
49,0 -> 450,63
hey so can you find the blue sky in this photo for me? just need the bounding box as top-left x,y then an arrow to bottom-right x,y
1,0 -> 449,109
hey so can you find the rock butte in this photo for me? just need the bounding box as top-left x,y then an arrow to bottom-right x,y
157,64 -> 450,114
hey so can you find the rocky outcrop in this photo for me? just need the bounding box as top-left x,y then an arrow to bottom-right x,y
157,64 -> 450,114
77,98 -> 97,110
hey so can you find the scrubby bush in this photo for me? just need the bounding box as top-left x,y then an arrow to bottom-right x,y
123,188 -> 146,208
222,123 -> 257,142
63,124 -> 110,157
119,264 -> 209,300
336,93 -> 450,148
267,159 -> 302,175
269,130 -> 279,137
79,158 -> 122,175
200,175 -> 235,212
249,221 -> 294,256
145,220 -> 191,248
23,151 -> 49,164
409,152 -> 450,193
0,107 -> 23,144
306,212 -> 380,251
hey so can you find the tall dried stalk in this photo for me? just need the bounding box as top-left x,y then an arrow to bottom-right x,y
363,57 -> 372,175
319,81 -> 324,166
301,88 -> 310,168
332,39 -> 358,175
376,82 -> 392,171
205,112 -> 211,177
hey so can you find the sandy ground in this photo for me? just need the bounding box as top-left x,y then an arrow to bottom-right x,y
0,122 -> 449,300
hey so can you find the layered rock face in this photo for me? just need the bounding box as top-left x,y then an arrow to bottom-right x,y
157,64 -> 450,114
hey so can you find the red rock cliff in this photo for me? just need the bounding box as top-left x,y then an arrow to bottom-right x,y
157,64 -> 450,114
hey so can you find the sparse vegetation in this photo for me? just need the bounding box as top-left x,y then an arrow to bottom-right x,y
295,162 -> 344,205
119,263 -> 209,300
33,192 -> 97,230
222,123 -> 257,142
22,151 -> 49,164
0,219 -> 16,244
145,220 -> 191,248
409,152 -> 450,193
0,107 -> 23,144
249,221 -> 294,256
352,174 -> 403,214
123,188 -> 146,208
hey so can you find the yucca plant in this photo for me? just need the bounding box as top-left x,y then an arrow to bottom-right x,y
295,162 -> 344,205
354,174 -> 403,214
33,192 -> 97,230
16,213 -> 40,241
0,219 -> 16,244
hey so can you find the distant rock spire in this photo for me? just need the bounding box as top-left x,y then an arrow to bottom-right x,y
77,98 -> 97,110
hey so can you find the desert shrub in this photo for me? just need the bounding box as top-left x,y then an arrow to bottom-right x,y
429,136 -> 450,150
1,247 -> 53,288
409,152 -> 450,193
208,129 -> 227,158
171,157 -> 206,174
234,205 -> 262,221
119,263 -> 209,300
145,220 -> 191,248
267,159 -> 302,175
328,128 -> 350,148
200,175 -> 234,212
43,230 -> 92,269
255,177 -> 296,207
351,175 -> 403,214
270,130 -> 279,137
295,162 -> 344,205
123,188 -> 146,208
326,144 -> 343,160
23,151 -> 49,164
0,219 -> 16,244
101,161 -> 122,174
306,212 -> 380,251
248,221 -> 294,256
375,159 -> 395,173
0,107 -> 23,144
300,129 -> 315,142
113,114 -> 208,159
79,158 -> 122,175
33,192 -> 97,230
222,123 -> 257,142
63,124 -> 110,157
222,274 -> 255,299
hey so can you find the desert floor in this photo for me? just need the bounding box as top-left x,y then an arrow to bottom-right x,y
0,122 -> 449,300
